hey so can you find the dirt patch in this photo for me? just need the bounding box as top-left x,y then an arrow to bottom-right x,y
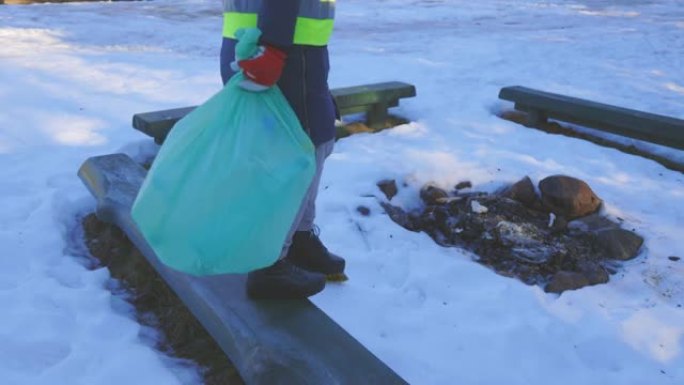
377,177 -> 644,294
81,213 -> 243,385
336,114 -> 409,139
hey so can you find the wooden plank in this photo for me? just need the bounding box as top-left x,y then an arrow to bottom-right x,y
133,82 -> 415,143
132,106 -> 196,144
331,81 -> 416,109
499,86 -> 684,150
78,154 -> 409,385
338,99 -> 400,116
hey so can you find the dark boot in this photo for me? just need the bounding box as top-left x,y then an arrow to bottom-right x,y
287,229 -> 347,280
246,259 -> 326,299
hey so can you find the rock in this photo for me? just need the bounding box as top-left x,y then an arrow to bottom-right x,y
380,202 -> 418,231
420,184 -> 449,205
568,213 -> 619,232
501,176 -> 538,208
578,263 -> 610,285
594,228 -> 644,261
539,175 -> 602,219
356,206 -> 371,216
377,179 -> 398,201
545,271 -> 591,293
669,256 -> 681,262
455,181 -> 472,190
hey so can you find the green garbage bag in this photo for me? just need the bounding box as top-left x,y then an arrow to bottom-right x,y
131,29 -> 316,275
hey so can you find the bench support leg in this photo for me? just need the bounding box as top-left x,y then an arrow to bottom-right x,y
525,109 -> 548,127
367,102 -> 390,129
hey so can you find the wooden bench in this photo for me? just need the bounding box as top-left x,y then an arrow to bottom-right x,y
498,85 -> 684,150
78,153 -> 408,385
133,81 -> 416,143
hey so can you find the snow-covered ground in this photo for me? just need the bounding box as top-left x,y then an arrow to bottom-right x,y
1,0 -> 683,384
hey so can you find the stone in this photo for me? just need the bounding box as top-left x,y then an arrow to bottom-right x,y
377,179 -> 398,201
420,184 -> 449,205
669,256 -> 681,262
455,181 -> 472,190
578,263 -> 610,285
545,271 -> 591,293
380,202 -> 418,231
501,176 -> 538,208
357,206 -> 371,216
594,228 -> 644,261
539,175 -> 602,219
568,213 -> 619,232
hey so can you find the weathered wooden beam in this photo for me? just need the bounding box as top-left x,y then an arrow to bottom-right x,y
132,106 -> 195,144
499,86 -> 684,150
332,81 -> 416,114
77,153 -> 408,385
133,81 -> 416,143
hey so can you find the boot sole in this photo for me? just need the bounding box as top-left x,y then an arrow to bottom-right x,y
326,272 -> 349,282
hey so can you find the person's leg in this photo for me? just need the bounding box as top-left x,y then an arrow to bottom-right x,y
278,139 -> 335,258
244,44 -> 343,297
246,140 -> 335,299
285,140 -> 346,279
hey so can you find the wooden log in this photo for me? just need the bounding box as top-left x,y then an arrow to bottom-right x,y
133,81 -> 416,143
499,86 -> 684,150
77,153 -> 409,385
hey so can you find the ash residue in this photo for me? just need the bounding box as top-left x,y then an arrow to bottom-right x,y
378,175 -> 644,294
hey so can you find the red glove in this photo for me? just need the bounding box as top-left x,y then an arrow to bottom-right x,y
238,45 -> 287,88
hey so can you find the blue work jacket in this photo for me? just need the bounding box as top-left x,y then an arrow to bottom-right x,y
220,0 -> 337,146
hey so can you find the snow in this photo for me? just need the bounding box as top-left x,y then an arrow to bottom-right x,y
1,0 -> 683,384
470,200 -> 489,214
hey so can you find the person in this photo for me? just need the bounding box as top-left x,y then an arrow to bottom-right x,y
220,0 -> 346,299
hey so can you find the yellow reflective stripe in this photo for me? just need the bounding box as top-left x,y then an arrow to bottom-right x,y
223,13 -> 334,46
223,12 -> 258,39
293,17 -> 334,46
